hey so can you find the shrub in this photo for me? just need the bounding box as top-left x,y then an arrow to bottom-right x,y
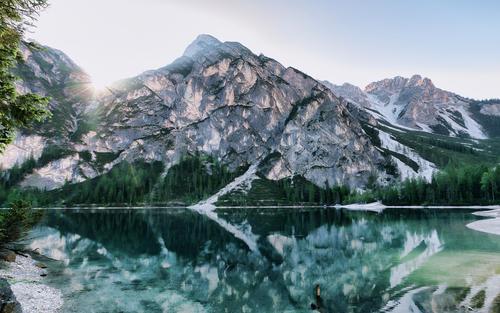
0,200 -> 42,247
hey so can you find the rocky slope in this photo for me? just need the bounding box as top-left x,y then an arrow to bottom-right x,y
0,35 -> 394,191
0,42 -> 97,190
324,76 -> 489,139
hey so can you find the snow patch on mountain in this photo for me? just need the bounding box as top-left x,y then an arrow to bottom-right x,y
454,107 -> 487,139
325,76 -> 488,139
378,130 -> 436,181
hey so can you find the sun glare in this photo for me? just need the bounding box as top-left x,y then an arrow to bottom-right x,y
90,77 -> 114,93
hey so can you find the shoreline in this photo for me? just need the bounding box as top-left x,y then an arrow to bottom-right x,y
23,203 -> 500,237
0,203 -> 496,210
466,209 -> 500,236
0,252 -> 63,313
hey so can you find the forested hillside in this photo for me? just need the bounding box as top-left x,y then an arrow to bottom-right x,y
0,154 -> 247,207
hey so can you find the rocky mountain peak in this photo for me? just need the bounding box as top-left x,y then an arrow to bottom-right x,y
7,35 -> 430,191
364,76 -> 407,94
364,75 -> 435,94
183,34 -> 222,58
182,34 -> 254,64
16,42 -> 90,92
407,74 -> 435,89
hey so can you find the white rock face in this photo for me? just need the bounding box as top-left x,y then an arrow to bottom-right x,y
20,154 -> 84,190
0,134 -> 46,170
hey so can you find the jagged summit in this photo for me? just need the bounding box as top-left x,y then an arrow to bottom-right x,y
407,74 -> 434,88
364,75 -> 435,93
183,34 -> 222,58
182,34 -> 254,62
326,74 -> 487,139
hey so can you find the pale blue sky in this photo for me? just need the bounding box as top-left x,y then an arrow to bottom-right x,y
30,0 -> 500,99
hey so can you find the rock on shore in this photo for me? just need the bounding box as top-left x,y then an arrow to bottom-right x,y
0,277 -> 21,313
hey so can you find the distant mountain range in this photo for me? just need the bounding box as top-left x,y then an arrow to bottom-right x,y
1,34 -> 499,195
323,76 -> 499,139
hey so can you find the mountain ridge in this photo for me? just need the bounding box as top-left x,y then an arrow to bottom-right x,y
324,74 -> 495,139
1,34 -> 499,199
1,35 -> 392,192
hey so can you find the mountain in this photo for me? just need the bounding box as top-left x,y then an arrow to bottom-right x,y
324,75 -> 495,139
0,35 -> 394,193
0,42 -> 96,190
1,35 -> 499,205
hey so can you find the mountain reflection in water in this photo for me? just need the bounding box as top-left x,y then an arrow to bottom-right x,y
28,208 -> 500,313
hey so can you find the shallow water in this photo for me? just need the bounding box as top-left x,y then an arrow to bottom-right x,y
28,207 -> 500,313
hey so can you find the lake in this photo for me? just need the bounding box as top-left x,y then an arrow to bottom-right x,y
28,207 -> 500,313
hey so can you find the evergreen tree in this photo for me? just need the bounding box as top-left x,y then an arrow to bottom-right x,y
0,0 -> 50,152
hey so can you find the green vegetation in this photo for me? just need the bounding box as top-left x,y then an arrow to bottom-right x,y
491,293 -> 500,313
378,124 -> 498,168
350,164 -> 500,205
0,154 -> 247,207
0,0 -> 50,152
0,199 -> 41,247
218,175 -> 351,206
471,289 -> 486,309
446,286 -> 471,303
0,160 -> 163,207
152,153 -> 247,204
220,163 -> 500,206
65,161 -> 163,206
2,157 -> 498,207
0,0 -> 50,248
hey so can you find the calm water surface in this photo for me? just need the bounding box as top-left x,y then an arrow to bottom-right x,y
28,208 -> 500,313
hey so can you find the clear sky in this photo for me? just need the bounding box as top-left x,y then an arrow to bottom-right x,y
30,0 -> 500,99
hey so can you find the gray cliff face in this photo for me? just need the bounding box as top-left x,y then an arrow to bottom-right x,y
1,35 -> 390,190
0,43 -> 97,185
327,75 -> 487,139
14,42 -> 94,140
322,81 -> 372,109
0,42 -> 97,185
92,34 -> 387,188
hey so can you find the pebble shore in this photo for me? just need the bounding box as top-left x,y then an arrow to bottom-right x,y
0,254 -> 63,313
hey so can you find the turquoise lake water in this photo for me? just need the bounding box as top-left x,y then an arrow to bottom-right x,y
28,208 -> 500,313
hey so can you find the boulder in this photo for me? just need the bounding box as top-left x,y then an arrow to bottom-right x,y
0,278 -> 21,313
0,251 -> 15,263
